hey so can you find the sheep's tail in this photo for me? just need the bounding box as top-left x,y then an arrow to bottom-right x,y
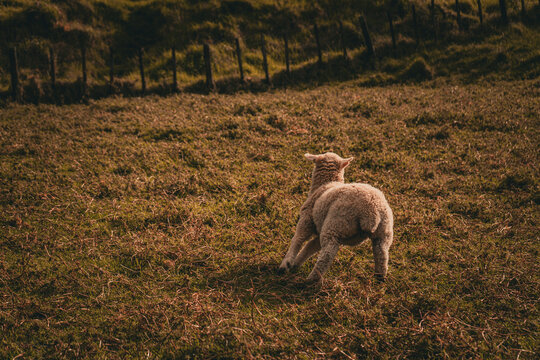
358,207 -> 381,234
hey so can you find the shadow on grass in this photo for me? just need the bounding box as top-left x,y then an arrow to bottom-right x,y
205,259 -> 323,306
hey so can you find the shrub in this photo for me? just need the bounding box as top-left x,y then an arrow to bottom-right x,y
25,75 -> 44,104
399,57 -> 433,81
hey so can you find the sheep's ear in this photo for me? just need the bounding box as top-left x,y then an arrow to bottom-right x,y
340,157 -> 354,169
304,153 -> 319,162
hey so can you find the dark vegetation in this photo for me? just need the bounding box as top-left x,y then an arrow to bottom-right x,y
1,0 -> 539,103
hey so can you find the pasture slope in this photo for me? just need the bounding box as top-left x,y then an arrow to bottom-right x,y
1,77 -> 539,358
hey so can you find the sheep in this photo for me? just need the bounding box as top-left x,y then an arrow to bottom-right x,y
278,152 -> 394,283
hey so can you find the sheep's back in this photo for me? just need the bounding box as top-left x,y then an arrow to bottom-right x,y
312,183 -> 389,235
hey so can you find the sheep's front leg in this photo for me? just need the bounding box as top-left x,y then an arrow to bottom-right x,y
306,236 -> 340,282
279,215 -> 315,273
292,237 -> 320,268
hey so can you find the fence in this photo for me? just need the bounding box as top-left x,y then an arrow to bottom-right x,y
3,0 -> 537,103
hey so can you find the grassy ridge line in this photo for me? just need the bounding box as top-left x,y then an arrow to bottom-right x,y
3,21 -> 539,104
1,0 -> 539,98
0,79 -> 539,358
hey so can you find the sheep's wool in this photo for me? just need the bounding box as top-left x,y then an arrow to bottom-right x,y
279,152 -> 394,282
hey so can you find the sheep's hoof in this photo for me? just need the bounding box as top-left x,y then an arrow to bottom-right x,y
278,263 -> 291,274
278,260 -> 292,274
305,274 -> 321,284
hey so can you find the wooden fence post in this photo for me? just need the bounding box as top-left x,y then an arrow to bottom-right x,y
49,47 -> 56,94
314,22 -> 322,67
235,38 -> 244,82
359,15 -> 374,58
203,43 -> 214,91
387,12 -> 397,51
138,47 -> 146,94
9,47 -> 21,102
172,46 -> 178,91
499,0 -> 508,24
283,33 -> 290,76
455,0 -> 462,31
81,41 -> 88,98
261,35 -> 270,84
109,46 -> 114,93
412,5 -> 420,46
477,0 -> 484,27
339,21 -> 347,58
431,0 -> 438,41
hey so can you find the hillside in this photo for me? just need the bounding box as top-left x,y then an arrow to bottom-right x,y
1,0 -> 539,358
1,0 -> 539,102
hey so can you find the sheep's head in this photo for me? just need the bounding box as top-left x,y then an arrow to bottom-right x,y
304,152 -> 353,192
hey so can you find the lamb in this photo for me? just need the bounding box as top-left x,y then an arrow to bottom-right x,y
279,152 -> 394,283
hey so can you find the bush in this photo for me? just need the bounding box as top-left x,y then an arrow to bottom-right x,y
454,1 -> 474,15
399,57 -> 433,81
23,76 -> 42,104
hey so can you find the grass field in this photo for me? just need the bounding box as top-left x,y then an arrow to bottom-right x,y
1,75 -> 539,358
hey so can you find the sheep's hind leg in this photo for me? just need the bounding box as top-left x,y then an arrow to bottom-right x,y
306,236 -> 340,283
371,231 -> 393,281
292,237 -> 320,269
279,216 -> 315,273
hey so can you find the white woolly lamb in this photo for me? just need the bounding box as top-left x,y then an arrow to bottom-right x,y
279,152 -> 394,282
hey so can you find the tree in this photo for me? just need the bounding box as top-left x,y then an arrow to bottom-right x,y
117,2 -> 166,93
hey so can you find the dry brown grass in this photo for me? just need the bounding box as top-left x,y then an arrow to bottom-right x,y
0,78 -> 539,358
